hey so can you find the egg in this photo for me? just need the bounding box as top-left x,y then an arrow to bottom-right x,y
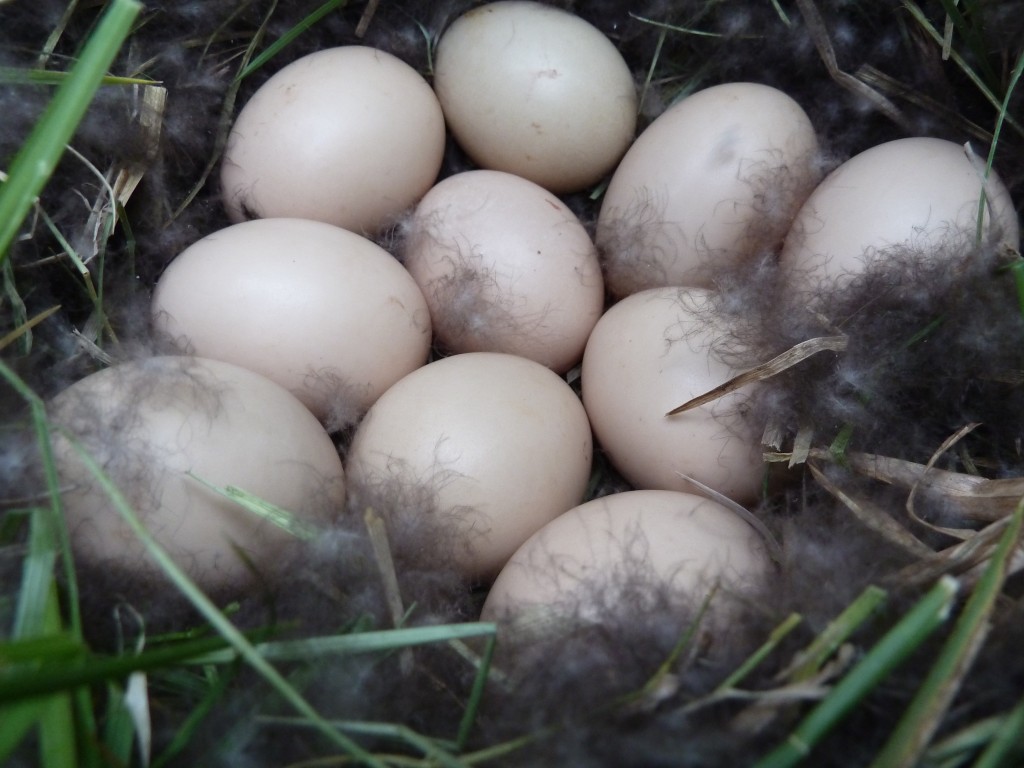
152,218 -> 431,425
50,357 -> 346,591
346,352 -> 593,579
221,46 -> 445,234
401,170 -> 604,372
582,287 -> 764,504
433,1 -> 637,193
481,490 -> 770,637
597,82 -> 820,297
780,137 -> 1020,295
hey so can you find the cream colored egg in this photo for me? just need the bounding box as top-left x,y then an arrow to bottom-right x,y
346,352 -> 593,579
433,1 -> 637,193
50,357 -> 345,591
221,46 -> 445,234
152,218 -> 431,425
581,287 -> 763,503
402,170 -> 604,372
780,137 -> 1020,295
481,490 -> 770,636
597,82 -> 820,297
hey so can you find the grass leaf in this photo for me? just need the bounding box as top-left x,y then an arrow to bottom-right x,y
0,0 -> 142,264
868,500 -> 1024,767
781,586 -> 888,683
970,695 -> 1024,768
753,576 -> 960,768
236,0 -> 349,81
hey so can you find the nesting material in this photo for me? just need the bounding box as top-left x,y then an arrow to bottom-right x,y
3,1 -> 1024,766
781,137 -> 1020,297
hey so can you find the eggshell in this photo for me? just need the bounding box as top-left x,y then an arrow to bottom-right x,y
221,46 -> 445,234
597,82 -> 819,297
346,352 -> 593,579
402,170 -> 604,372
50,357 -> 345,591
433,1 -> 637,193
780,137 -> 1020,294
481,490 -> 770,636
581,287 -> 763,503
152,218 -> 431,424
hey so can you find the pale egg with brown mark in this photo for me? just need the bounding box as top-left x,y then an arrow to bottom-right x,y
598,82 -> 820,297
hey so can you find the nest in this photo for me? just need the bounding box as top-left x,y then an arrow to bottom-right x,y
2,1 -> 1024,766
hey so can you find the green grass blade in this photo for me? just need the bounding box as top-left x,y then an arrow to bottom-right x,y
1011,260 -> 1024,318
628,586 -> 717,707
38,692 -> 77,768
11,506 -> 59,639
186,473 -> 320,540
0,67 -> 153,86
0,305 -> 62,352
457,633 -> 496,750
976,45 -> 1024,246
0,0 -> 142,264
924,715 -> 1002,767
36,583 -> 78,768
0,701 -> 48,763
2,259 -> 29,354
934,0 -> 999,91
783,585 -> 888,682
102,677 -> 147,767
715,613 -> 802,693
901,1 -> 1024,141
869,502 -> 1024,768
0,633 -> 84,663
236,0 -> 349,81
971,696 -> 1024,768
187,623 -> 497,664
0,362 -> 81,640
263,717 -> 469,768
0,634 -> 248,702
753,576 -> 960,768
151,665 -> 239,768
